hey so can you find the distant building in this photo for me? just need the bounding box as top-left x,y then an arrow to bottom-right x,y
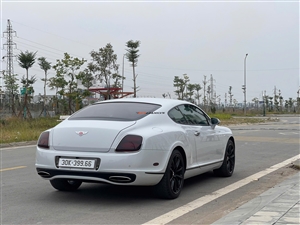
33,94 -> 55,104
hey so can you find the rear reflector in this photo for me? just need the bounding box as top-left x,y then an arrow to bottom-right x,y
38,131 -> 50,149
116,135 -> 142,152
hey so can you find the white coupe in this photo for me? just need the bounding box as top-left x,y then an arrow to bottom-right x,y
36,98 -> 235,199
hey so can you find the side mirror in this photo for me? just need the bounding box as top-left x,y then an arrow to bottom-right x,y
211,118 -> 220,129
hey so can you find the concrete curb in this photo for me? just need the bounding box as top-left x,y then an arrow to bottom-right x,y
0,140 -> 37,148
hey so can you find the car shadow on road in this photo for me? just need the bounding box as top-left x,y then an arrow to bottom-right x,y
39,171 -> 222,205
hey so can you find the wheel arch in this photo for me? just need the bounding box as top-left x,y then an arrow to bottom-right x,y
229,136 -> 235,148
173,146 -> 187,171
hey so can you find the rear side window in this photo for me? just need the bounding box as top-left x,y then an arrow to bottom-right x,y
168,107 -> 187,124
168,104 -> 210,126
69,102 -> 161,121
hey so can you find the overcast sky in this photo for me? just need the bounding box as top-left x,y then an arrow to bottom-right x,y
1,1 -> 299,104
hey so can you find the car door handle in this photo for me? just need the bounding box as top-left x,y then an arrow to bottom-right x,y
194,131 -> 200,136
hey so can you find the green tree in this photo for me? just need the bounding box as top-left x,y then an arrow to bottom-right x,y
125,40 -> 140,97
233,99 -> 238,108
20,75 -> 37,98
48,76 -> 68,114
268,96 -> 273,111
173,74 -> 189,100
111,73 -> 124,88
53,53 -> 86,114
90,43 -> 120,100
194,84 -> 202,105
3,72 -> 19,116
17,50 -> 37,119
228,86 -> 233,108
288,98 -> 295,112
77,65 -> 95,104
186,83 -> 195,103
252,97 -> 259,110
38,57 -> 51,117
207,85 -> 211,106
162,92 -> 171,98
284,99 -> 290,112
274,95 -> 279,112
264,95 -> 270,111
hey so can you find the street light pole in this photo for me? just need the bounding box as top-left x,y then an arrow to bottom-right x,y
244,53 -> 248,115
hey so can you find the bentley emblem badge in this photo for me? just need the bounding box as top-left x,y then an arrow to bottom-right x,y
75,131 -> 88,137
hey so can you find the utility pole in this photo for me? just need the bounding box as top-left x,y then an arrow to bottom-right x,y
262,91 -> 265,116
203,75 -> 207,108
273,86 -> 278,111
3,20 -> 17,77
3,19 -> 17,114
297,88 -> 300,113
210,74 -> 214,103
278,89 -> 283,112
207,85 -> 211,107
228,86 -> 233,108
210,74 -> 214,104
0,70 -> 5,110
243,53 -> 248,115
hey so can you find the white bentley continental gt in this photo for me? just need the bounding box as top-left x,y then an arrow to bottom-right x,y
36,98 -> 235,199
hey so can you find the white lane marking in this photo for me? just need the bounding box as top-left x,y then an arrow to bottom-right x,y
142,154 -> 300,225
279,132 -> 299,136
0,145 -> 36,151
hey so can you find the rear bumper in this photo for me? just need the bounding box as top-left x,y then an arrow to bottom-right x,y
36,167 -> 164,186
35,147 -> 168,186
36,167 -> 137,183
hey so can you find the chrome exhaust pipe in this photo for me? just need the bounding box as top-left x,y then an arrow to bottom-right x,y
109,176 -> 132,183
38,171 -> 51,177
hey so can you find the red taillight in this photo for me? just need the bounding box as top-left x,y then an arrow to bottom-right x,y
38,131 -> 49,149
116,135 -> 143,152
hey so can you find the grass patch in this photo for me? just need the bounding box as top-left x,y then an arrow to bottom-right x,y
208,113 -> 232,120
220,117 -> 267,126
0,117 -> 60,144
207,113 -> 271,125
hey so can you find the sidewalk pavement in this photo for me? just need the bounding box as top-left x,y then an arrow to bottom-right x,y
212,171 -> 300,225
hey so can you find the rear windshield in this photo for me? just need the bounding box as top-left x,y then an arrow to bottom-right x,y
68,102 -> 162,121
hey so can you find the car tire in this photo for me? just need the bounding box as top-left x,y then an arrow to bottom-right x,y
214,139 -> 235,177
155,149 -> 185,199
50,179 -> 82,191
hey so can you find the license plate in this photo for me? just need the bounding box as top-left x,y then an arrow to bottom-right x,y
58,158 -> 95,169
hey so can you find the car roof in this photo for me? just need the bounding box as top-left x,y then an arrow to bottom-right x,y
95,98 -> 192,108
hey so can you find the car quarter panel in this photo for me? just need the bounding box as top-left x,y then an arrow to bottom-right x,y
110,115 -> 197,171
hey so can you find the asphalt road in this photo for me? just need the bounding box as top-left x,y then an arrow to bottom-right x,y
1,116 -> 299,225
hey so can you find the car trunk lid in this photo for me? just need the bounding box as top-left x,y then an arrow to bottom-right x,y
52,120 -> 136,152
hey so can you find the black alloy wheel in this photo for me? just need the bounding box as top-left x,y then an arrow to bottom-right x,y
169,154 -> 184,194
226,141 -> 235,174
155,149 -> 185,199
214,139 -> 235,177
